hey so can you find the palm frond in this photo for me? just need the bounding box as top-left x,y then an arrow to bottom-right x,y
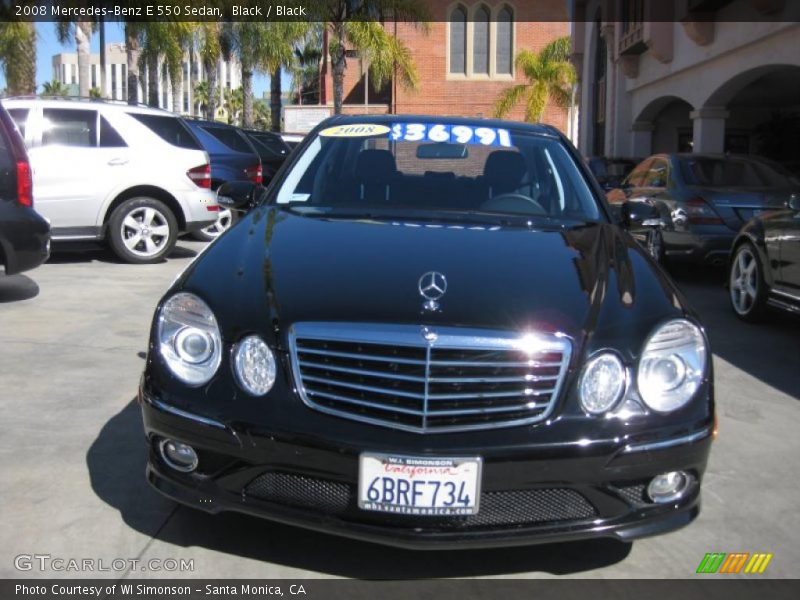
493,84 -> 528,118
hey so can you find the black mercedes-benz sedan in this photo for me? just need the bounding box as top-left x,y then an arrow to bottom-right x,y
728,195 -> 800,320
139,115 -> 715,549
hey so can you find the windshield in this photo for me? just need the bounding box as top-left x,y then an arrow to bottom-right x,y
680,156 -> 800,188
273,122 -> 602,222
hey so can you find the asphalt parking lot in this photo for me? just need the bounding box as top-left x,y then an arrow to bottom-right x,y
1,240 -> 798,579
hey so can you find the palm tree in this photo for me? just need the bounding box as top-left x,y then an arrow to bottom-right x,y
310,0 -> 429,115
124,21 -> 142,104
137,22 -> 195,112
56,20 -> 95,98
193,80 -> 210,116
223,87 -> 243,125
195,22 -> 223,121
493,36 -> 576,123
253,99 -> 271,130
225,22 -> 306,130
42,80 -> 70,97
291,26 -> 323,106
0,20 -> 36,96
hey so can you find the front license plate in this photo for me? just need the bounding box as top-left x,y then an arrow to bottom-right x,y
358,453 -> 482,516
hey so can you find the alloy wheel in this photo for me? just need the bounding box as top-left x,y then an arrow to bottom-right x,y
120,206 -> 171,259
730,246 -> 759,315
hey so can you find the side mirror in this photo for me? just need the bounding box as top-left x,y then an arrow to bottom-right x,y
216,181 -> 266,214
788,194 -> 800,211
621,200 -> 664,229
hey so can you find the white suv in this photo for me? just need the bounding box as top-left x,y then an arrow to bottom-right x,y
3,98 -> 218,263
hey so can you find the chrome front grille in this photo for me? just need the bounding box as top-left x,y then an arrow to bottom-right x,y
289,323 -> 572,433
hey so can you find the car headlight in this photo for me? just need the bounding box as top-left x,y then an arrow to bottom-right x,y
637,319 -> 706,412
579,352 -> 626,414
232,335 -> 276,395
157,292 -> 222,386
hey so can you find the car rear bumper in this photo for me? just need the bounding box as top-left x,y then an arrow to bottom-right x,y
663,230 -> 735,265
0,206 -> 50,275
178,189 -> 220,230
139,388 -> 713,549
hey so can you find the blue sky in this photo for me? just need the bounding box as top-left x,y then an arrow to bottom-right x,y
1,22 -> 282,96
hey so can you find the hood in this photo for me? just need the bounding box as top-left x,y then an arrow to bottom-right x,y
181,209 -> 689,357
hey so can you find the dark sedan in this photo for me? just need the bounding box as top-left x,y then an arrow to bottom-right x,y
239,128 -> 292,185
0,102 -> 49,276
184,119 -> 262,241
728,194 -> 800,319
607,153 -> 800,265
139,116 -> 714,549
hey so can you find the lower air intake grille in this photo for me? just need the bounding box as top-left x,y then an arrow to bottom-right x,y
244,472 -> 351,514
244,472 -> 597,528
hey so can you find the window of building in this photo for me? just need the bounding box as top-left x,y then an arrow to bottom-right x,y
111,65 -> 117,99
473,5 -> 490,75
448,3 -> 515,79
449,5 -> 467,75
121,64 -> 128,100
91,65 -> 97,89
496,6 -> 513,75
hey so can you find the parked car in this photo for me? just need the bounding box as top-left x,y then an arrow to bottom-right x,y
0,101 -> 49,275
3,98 -> 218,263
184,118 -> 262,241
280,133 -> 304,150
586,156 -> 637,191
728,194 -> 800,320
239,128 -> 291,184
140,115 -> 714,549
606,153 -> 800,265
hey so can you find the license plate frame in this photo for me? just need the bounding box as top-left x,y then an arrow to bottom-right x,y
358,453 -> 482,516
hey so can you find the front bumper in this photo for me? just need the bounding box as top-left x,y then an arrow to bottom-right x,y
139,387 -> 713,549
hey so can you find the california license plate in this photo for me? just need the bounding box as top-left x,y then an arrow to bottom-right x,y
358,453 -> 482,516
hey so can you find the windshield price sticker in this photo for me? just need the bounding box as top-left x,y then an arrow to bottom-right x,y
391,123 -> 513,147
319,124 -> 391,138
359,453 -> 481,516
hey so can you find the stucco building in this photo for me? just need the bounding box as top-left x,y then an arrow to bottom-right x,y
569,0 -> 800,160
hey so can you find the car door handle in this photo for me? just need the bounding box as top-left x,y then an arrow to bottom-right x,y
107,158 -> 128,166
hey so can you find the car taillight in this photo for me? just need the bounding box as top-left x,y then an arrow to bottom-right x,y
187,164 -> 211,189
16,160 -> 33,207
686,196 -> 723,225
245,163 -> 263,184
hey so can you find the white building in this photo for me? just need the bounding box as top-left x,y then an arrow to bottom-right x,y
570,0 -> 800,159
52,43 -> 241,117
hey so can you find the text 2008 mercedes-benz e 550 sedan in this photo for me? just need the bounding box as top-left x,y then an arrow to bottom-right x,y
139,116 -> 714,549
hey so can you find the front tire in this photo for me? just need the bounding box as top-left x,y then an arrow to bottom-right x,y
191,208 -> 235,242
729,242 -> 767,321
107,197 -> 177,264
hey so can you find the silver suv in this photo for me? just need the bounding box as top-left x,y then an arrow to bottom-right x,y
3,98 -> 218,263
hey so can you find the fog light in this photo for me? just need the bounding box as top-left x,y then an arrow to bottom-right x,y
647,471 -> 689,503
158,439 -> 198,473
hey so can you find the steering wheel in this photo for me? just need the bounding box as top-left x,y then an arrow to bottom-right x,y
481,193 -> 547,216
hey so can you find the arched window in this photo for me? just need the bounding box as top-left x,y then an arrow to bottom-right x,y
496,5 -> 514,75
473,5 -> 490,75
449,5 -> 467,75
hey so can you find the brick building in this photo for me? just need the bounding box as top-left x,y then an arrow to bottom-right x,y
315,0 -> 569,132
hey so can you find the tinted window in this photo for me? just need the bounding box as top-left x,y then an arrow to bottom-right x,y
99,116 -> 127,147
201,126 -> 253,153
274,125 -> 601,222
7,108 -> 29,139
680,157 -> 798,188
0,119 -> 11,170
130,113 -> 202,149
42,108 -> 97,147
247,132 -> 290,160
